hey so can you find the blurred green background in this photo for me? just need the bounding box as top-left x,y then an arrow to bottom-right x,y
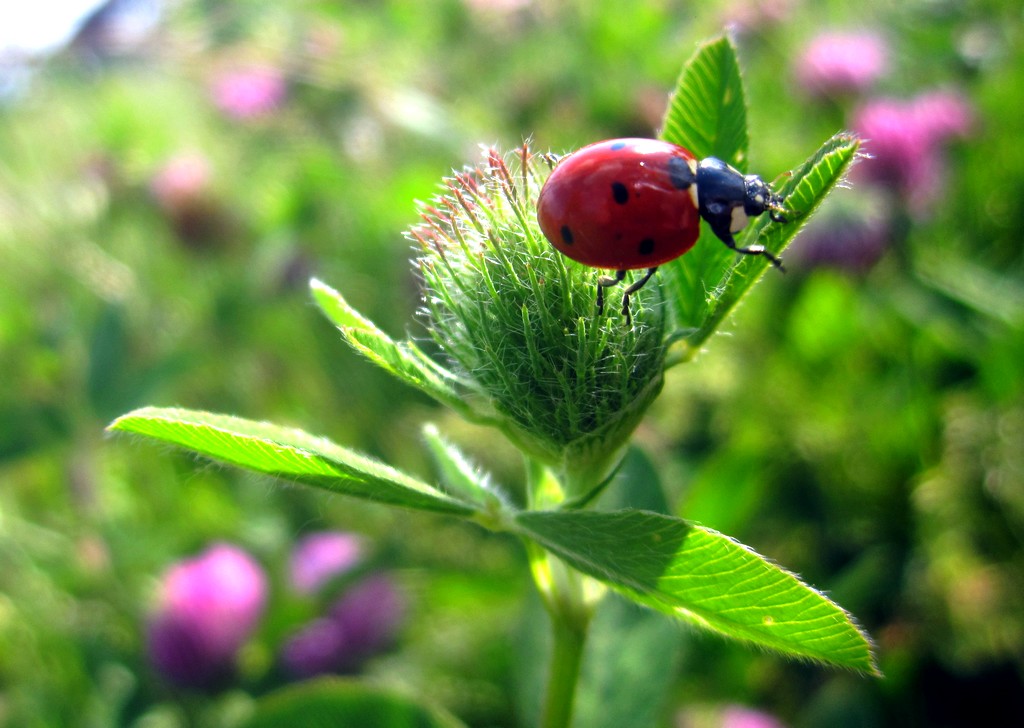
1,1 -> 1022,726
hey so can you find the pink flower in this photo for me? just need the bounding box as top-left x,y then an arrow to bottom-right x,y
281,573 -> 405,678
853,91 -> 973,213
279,616 -> 349,679
719,0 -> 794,36
150,154 -> 210,212
210,66 -> 286,120
327,573 -> 405,658
792,191 -> 892,272
289,531 -> 364,595
722,706 -> 787,728
148,152 -> 229,248
463,0 -> 533,11
796,31 -> 888,98
146,544 -> 267,689
910,90 -> 975,144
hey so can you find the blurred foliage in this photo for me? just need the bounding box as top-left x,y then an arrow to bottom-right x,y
1,0 -> 1022,726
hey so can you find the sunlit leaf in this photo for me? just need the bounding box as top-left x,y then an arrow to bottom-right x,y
516,509 -> 879,675
660,35 -> 748,168
657,36 -> 751,332
421,422 -> 507,508
311,278 -> 483,420
108,407 -> 476,515
669,132 -> 861,362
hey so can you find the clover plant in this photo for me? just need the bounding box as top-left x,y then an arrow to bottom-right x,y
110,37 -> 875,728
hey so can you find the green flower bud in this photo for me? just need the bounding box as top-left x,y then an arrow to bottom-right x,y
413,146 -> 666,502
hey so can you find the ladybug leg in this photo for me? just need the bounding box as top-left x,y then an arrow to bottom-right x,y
711,220 -> 786,272
620,267 -> 658,324
596,269 -> 627,315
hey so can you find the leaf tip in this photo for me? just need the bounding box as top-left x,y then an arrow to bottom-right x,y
104,416 -> 128,434
105,407 -> 152,434
309,277 -> 337,307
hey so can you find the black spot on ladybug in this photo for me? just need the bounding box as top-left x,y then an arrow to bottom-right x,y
667,156 -> 694,190
611,181 -> 629,205
638,238 -> 656,256
560,225 -> 574,245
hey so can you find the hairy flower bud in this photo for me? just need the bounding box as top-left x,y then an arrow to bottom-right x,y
412,146 -> 666,499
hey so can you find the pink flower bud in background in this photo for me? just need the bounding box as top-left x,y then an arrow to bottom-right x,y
677,704 -> 787,728
910,90 -> 975,145
146,544 -> 267,689
210,66 -> 287,120
790,189 -> 892,272
149,153 -> 210,212
148,152 -> 230,248
795,31 -> 888,98
463,0 -> 533,12
279,616 -> 349,679
852,91 -> 974,214
719,0 -> 794,37
281,573 -> 405,679
289,531 -> 363,595
328,573 -> 404,659
722,705 -> 787,728
853,98 -> 932,193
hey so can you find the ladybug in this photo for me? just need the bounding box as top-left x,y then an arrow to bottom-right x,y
536,138 -> 789,320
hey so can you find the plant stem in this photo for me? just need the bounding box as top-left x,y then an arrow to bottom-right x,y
540,608 -> 588,728
525,457 -> 597,728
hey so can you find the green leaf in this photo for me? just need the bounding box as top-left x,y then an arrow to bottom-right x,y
660,35 -> 748,167
655,35 -> 863,358
421,422 -> 508,509
657,35 -> 752,331
515,509 -> 879,675
311,278 -> 484,421
107,407 -> 477,515
669,132 -> 862,362
239,678 -> 467,728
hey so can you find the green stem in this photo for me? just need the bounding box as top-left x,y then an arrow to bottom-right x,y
540,609 -> 588,728
524,456 -> 599,728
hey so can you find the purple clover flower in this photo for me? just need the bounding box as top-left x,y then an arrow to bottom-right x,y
463,0 -> 533,12
150,153 -> 210,212
719,0 -> 794,37
289,531 -> 364,596
148,152 -> 229,248
796,31 -> 888,98
791,190 -> 892,272
722,706 -> 787,728
146,543 -> 267,689
852,91 -> 973,214
210,66 -> 286,120
327,573 -> 405,658
278,616 -> 350,679
281,573 -> 405,679
909,90 -> 975,143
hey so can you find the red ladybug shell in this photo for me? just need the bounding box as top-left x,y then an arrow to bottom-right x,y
537,138 -> 702,271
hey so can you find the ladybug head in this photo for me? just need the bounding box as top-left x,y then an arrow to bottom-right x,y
743,174 -> 788,223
